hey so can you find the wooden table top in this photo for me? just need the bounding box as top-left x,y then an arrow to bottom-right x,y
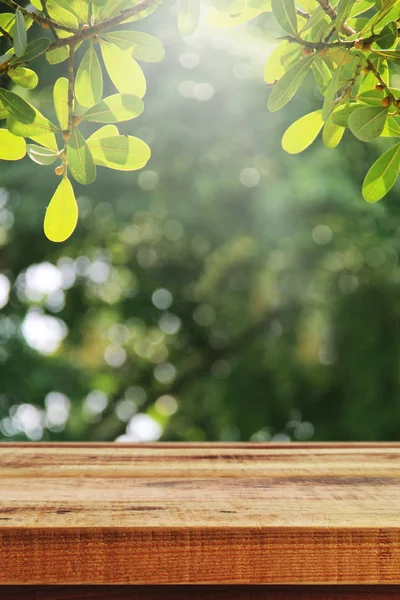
1,442 -> 400,585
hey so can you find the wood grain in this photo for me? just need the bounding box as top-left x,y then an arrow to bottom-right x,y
1,443 -> 400,585
3,586 -> 400,600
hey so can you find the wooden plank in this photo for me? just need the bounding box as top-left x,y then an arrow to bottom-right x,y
0,443 -> 400,584
3,586 -> 400,600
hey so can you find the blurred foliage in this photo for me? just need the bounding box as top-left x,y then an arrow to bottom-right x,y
1,3 -> 400,442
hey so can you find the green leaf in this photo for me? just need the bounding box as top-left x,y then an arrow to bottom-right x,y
381,117 -> 400,138
0,89 -> 35,124
7,107 -> 58,151
179,0 -> 200,35
67,128 -> 96,185
372,49 -> 400,60
44,177 -> 78,243
87,125 -> 119,140
331,103 -> 359,127
271,0 -> 298,35
335,0 -> 356,37
45,1 -> 79,34
312,59 -> 332,95
101,31 -> 165,62
0,128 -> 26,160
348,105 -> 388,142
8,67 -> 38,89
267,54 -> 314,112
322,63 -> 344,122
373,20 -> 398,49
322,113 -> 345,148
82,94 -> 144,123
264,41 -> 288,85
362,142 -> 400,202
26,144 -> 59,165
100,41 -> 146,99
0,99 -> 9,120
75,43 -> 103,108
86,134 -> 151,170
282,110 -> 323,154
53,77 -> 69,131
46,46 -> 69,65
14,9 -> 27,58
10,38 -> 51,64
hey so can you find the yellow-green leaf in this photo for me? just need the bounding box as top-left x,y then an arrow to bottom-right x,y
53,77 -> 69,131
264,41 -> 288,85
322,113 -> 345,148
87,125 -> 119,140
8,67 -> 38,89
101,31 -> 165,62
75,42 -> 103,108
46,46 -> 69,65
7,107 -> 58,150
179,0 -> 200,35
67,128 -> 96,185
100,41 -> 146,99
82,94 -> 144,123
282,110 -> 323,154
268,54 -> 314,112
86,134 -> 151,170
362,142 -> 400,202
44,177 -> 78,243
0,88 -> 35,124
0,128 -> 26,160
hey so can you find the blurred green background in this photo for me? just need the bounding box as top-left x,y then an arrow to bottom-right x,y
1,2 -> 400,443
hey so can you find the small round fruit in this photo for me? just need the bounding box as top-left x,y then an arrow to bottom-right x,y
73,115 -> 82,127
354,39 -> 363,49
62,130 -> 70,142
55,165 -> 64,176
375,84 -> 384,92
381,96 -> 391,107
301,47 -> 313,56
362,44 -> 372,52
81,24 -> 90,30
363,67 -> 371,74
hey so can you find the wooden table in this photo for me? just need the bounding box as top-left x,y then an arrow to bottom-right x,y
1,443 -> 400,599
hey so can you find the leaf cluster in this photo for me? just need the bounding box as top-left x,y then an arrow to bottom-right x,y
0,0 -> 399,242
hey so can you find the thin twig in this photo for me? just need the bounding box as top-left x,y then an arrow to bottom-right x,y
296,7 -> 310,19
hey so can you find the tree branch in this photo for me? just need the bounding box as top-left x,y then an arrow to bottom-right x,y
0,0 -> 78,34
46,0 -> 160,51
315,0 -> 356,37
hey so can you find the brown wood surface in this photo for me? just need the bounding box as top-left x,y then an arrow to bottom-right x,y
3,586 -> 400,600
1,443 -> 400,585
